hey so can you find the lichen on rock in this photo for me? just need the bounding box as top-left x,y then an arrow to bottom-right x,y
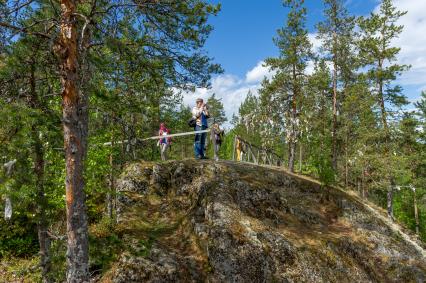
102,160 -> 426,283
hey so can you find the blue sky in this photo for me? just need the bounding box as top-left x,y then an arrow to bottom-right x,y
205,0 -> 377,77
183,0 -> 426,122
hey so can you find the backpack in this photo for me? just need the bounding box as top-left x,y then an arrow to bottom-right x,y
213,128 -> 223,144
188,118 -> 196,128
159,129 -> 170,144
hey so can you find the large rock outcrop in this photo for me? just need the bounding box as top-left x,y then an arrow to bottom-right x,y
101,160 -> 426,283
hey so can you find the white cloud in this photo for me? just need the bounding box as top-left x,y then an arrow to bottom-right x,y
181,1 -> 426,127
182,64 -> 266,128
390,0 -> 426,85
308,33 -> 322,53
310,1 -> 426,103
408,96 -> 422,104
245,61 -> 274,83
377,0 -> 426,104
305,58 -> 316,75
182,35 -> 322,127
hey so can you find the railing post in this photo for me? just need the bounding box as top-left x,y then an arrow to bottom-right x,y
252,146 -> 258,165
232,135 -> 237,161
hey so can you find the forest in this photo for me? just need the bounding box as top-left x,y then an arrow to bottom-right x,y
0,0 -> 424,282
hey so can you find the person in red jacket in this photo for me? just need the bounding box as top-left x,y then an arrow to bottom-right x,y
158,123 -> 171,161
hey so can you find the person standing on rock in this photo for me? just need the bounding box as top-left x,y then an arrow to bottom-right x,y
158,123 -> 171,161
210,122 -> 224,161
192,98 -> 209,159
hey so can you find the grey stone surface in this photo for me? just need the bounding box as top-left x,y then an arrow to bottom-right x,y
108,160 -> 426,283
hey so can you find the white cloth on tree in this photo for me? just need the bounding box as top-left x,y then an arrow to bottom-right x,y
4,197 -> 12,220
3,159 -> 16,220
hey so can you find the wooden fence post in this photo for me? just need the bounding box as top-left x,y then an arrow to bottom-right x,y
232,136 -> 237,161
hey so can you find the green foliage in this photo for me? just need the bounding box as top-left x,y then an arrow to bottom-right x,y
311,151 -> 336,186
49,240 -> 67,281
358,0 -> 410,110
0,215 -> 38,257
219,129 -> 236,161
0,1 -> 425,281
207,93 -> 227,125
261,0 -> 313,171
89,219 -> 124,275
0,256 -> 41,282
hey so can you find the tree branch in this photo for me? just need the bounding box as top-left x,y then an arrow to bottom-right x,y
0,22 -> 51,39
5,0 -> 35,16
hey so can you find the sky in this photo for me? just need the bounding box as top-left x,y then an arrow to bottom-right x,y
182,0 -> 426,124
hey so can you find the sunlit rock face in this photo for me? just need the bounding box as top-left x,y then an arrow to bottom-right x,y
104,160 -> 426,283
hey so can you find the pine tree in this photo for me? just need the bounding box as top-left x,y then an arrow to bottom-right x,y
415,91 -> 426,136
0,35 -> 64,282
358,0 -> 409,219
305,60 -> 334,183
263,0 -> 312,172
233,91 -> 264,147
1,1 -> 222,281
413,92 -> 426,238
317,0 -> 356,171
358,0 -> 409,134
207,93 -> 227,125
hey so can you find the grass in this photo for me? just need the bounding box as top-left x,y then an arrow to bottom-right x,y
89,217 -> 126,277
0,256 -> 41,283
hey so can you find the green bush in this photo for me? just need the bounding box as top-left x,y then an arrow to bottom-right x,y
0,214 -> 38,257
89,217 -> 124,276
311,152 -> 336,186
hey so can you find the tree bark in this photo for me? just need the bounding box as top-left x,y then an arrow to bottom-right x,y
33,127 -> 52,283
107,127 -> 115,219
289,63 -> 297,172
29,60 -> 52,283
378,76 -> 388,135
387,178 -> 395,221
56,0 -> 89,281
332,50 -> 338,171
378,60 -> 396,221
361,169 -> 366,199
344,132 -> 349,189
299,143 -> 302,172
413,189 -> 419,235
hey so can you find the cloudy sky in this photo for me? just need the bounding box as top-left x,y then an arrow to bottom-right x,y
183,0 -> 426,124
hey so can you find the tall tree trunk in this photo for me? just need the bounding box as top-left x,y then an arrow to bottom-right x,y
289,64 -> 297,172
288,138 -> 296,172
344,131 -> 349,188
378,80 -> 388,135
378,60 -> 396,221
332,52 -> 338,171
387,178 -> 395,221
107,126 -> 115,219
29,60 -> 52,283
121,121 -> 126,167
414,188 -> 419,235
56,1 -> 89,281
130,114 -> 136,160
299,143 -> 302,172
33,127 -> 52,283
361,168 -> 366,199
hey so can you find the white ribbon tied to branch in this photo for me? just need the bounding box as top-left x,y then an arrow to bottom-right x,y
3,159 -> 16,220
